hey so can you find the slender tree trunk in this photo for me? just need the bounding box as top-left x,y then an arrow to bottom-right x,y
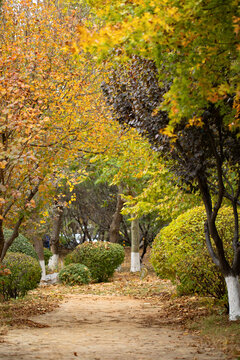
34,238 -> 46,281
0,219 -> 4,260
140,237 -> 148,264
130,216 -> 141,272
0,184 -> 39,261
48,203 -> 63,271
197,174 -> 240,320
121,218 -> 131,245
0,216 -> 24,261
82,218 -> 91,242
225,275 -> 240,321
109,185 -> 124,243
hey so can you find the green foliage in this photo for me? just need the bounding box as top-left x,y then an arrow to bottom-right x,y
85,0 -> 239,127
151,206 -> 234,300
65,241 -> 125,282
59,263 -> 91,286
121,166 -> 200,221
44,248 -> 53,265
5,228 -> 38,260
0,252 -> 41,300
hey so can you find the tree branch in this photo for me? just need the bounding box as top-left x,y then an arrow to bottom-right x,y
204,222 -> 220,268
0,183 -> 40,260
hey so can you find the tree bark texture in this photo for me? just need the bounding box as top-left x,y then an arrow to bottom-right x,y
34,238 -> 46,280
34,238 -> 44,261
50,204 -> 63,255
0,219 -> 4,260
109,185 -> 124,243
49,203 -> 63,270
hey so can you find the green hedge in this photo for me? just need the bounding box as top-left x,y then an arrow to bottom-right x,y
0,252 -> 41,300
151,206 -> 234,300
5,229 -> 38,260
65,241 -> 125,282
59,263 -> 91,286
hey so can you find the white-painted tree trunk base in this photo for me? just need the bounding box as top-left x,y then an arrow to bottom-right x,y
48,254 -> 59,271
39,260 -> 46,281
225,275 -> 240,321
116,265 -> 122,272
130,252 -> 141,272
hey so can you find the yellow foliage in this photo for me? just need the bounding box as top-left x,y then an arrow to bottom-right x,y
0,0 -> 110,230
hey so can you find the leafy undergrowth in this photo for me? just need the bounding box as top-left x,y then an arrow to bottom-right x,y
0,248 -> 239,359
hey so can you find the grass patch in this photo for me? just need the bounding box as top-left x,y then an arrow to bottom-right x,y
187,312 -> 240,358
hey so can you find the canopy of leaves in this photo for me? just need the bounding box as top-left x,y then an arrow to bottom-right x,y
83,0 -> 239,129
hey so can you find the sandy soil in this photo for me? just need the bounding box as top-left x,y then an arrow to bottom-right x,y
0,294 -> 227,360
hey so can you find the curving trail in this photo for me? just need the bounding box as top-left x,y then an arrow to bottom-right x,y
0,294 -> 227,360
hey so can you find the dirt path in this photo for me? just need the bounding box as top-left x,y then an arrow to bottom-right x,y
0,294 -> 227,360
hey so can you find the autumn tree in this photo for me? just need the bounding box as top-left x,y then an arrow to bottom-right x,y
0,0 -> 101,261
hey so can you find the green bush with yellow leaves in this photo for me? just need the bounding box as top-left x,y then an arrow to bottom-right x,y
59,263 -> 91,285
151,206 -> 234,300
0,252 -> 41,300
65,241 -> 125,282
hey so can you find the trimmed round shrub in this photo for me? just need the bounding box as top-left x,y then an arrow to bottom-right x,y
65,241 -> 125,282
151,206 -> 234,300
5,229 -> 38,260
0,252 -> 41,300
44,248 -> 53,265
59,263 -> 91,286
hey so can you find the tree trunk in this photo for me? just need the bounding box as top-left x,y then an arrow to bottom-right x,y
0,184 -> 39,261
140,237 -> 148,264
109,185 -> 124,243
34,238 -> 46,281
48,203 -> 63,271
0,219 -> 4,260
130,216 -> 141,272
225,275 -> 240,321
0,216 -> 24,261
